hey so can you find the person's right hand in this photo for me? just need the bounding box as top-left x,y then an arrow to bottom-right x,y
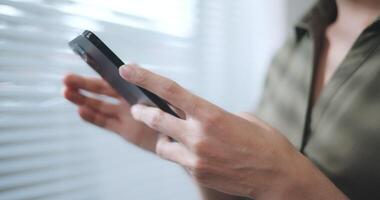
62,73 -> 240,200
62,74 -> 158,152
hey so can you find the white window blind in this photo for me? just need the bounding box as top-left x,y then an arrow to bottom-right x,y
0,0 -> 198,199
0,0 -> 292,199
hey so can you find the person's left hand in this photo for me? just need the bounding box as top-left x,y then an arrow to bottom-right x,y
118,64 -> 347,200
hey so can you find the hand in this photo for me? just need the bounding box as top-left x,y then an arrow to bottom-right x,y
63,74 -> 238,200
119,64 -> 348,199
62,74 -> 158,152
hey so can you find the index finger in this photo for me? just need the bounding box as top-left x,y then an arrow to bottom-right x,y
119,64 -> 198,115
63,73 -> 119,98
131,104 -> 188,143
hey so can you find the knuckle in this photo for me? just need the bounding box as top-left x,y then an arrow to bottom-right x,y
155,146 -> 164,158
191,158 -> 210,183
149,109 -> 165,129
163,80 -> 180,97
189,97 -> 202,115
79,110 -> 90,121
191,137 -> 207,155
93,82 -> 103,93
95,101 -> 104,113
90,98 -> 102,108
132,67 -> 147,84
137,72 -> 148,84
202,109 -> 224,131
155,138 -> 166,158
93,113 -> 106,127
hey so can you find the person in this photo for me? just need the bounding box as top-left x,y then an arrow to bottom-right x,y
62,0 -> 380,199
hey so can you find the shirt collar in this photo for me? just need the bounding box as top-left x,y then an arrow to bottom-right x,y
294,0 -> 337,41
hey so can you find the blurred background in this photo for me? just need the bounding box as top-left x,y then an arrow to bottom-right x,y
0,0 -> 314,199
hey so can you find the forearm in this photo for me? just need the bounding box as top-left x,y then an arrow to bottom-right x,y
240,112 -> 348,199
266,151 -> 348,200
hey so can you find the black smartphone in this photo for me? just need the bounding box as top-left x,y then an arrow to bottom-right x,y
68,30 -> 179,118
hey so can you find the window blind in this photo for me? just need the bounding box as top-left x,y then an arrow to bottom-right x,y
0,0 -> 294,199
0,0 -> 198,199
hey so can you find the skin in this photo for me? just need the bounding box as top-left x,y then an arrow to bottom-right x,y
62,1 -> 380,199
314,0 -> 380,102
63,75 -> 158,152
63,64 -> 347,199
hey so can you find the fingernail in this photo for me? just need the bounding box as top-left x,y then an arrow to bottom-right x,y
119,65 -> 136,80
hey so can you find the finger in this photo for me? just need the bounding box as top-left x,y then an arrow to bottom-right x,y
156,134 -> 192,167
119,64 -> 198,115
131,104 -> 188,143
171,105 -> 186,119
64,87 -> 121,116
78,106 -> 119,131
63,73 -> 119,97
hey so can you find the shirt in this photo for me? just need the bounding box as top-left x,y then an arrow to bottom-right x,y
255,0 -> 380,199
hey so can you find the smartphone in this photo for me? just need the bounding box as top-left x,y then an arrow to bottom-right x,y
68,30 -> 179,118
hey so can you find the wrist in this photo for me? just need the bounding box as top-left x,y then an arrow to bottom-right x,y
270,152 -> 319,200
260,151 -> 348,200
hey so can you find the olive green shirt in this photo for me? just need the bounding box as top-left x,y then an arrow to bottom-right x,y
255,0 -> 380,199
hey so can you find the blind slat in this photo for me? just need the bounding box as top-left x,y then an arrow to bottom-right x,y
1,0 -> 196,199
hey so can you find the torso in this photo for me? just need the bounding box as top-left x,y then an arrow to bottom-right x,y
255,6 -> 380,197
314,21 -> 366,104
314,10 -> 380,103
